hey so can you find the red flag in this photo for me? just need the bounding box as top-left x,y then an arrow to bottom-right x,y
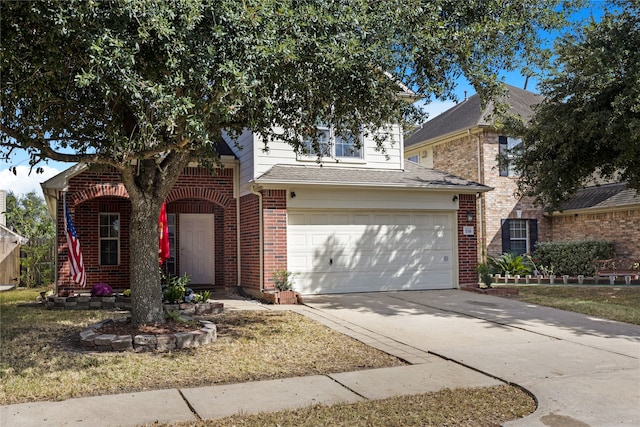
64,194 -> 86,287
158,201 -> 170,265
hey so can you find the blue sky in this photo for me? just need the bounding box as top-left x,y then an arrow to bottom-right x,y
0,2 -> 606,198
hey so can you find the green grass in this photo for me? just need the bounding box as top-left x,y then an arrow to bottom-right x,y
509,285 -> 640,325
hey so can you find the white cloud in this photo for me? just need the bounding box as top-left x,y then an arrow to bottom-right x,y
0,165 -> 63,199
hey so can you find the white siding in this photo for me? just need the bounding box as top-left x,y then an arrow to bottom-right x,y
223,130 -> 255,195
228,124 -> 405,195
287,187 -> 457,212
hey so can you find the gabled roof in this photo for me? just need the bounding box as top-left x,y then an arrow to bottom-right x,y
254,161 -> 491,193
557,183 -> 640,214
406,84 -> 543,147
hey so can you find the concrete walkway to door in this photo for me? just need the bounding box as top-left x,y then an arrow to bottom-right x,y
298,290 -> 640,427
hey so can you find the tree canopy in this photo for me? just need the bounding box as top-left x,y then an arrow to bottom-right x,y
511,0 -> 640,210
1,0 -> 572,324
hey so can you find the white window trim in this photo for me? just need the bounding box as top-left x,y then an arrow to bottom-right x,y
298,124 -> 365,163
509,219 -> 529,254
99,212 -> 120,266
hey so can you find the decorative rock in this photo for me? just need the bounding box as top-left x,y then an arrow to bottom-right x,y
175,332 -> 195,349
156,334 -> 177,351
94,334 -> 117,347
134,335 -> 157,352
112,336 -> 133,351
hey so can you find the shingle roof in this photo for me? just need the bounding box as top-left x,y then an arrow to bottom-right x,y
406,84 -> 543,147
254,161 -> 491,193
560,183 -> 640,212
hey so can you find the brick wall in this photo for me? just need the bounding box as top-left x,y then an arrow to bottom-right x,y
262,190 -> 288,291
59,166 -> 237,291
431,131 -> 550,259
239,194 -> 260,289
457,193 -> 478,286
551,209 -> 640,258
433,134 -> 479,182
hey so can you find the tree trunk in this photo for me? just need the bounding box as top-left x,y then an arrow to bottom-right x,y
129,199 -> 165,325
123,151 -> 192,326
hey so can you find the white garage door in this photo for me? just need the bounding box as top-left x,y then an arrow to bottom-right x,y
287,210 -> 455,294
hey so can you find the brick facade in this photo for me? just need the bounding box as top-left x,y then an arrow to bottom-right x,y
55,164 -> 481,294
431,130 -> 549,259
457,193 -> 479,286
58,166 -> 237,291
551,209 -> 640,258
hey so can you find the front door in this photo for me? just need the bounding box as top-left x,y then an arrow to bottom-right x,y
179,214 -> 214,285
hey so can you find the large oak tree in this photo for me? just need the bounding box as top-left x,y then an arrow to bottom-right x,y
1,0 -> 571,325
511,0 -> 640,210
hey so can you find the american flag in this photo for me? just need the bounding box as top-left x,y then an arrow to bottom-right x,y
64,195 -> 86,287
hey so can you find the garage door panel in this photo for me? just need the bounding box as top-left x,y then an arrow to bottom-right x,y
288,210 -> 455,294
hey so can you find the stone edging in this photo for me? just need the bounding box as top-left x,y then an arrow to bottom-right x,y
79,318 -> 217,352
46,295 -> 131,310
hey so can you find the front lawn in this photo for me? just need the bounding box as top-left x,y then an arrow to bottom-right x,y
508,285 -> 640,325
0,288 -> 402,405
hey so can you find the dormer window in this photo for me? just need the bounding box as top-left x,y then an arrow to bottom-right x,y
303,124 -> 363,160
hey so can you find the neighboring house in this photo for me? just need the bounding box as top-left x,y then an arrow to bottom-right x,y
405,84 -> 544,259
42,123 -> 490,297
550,183 -> 640,258
405,84 -> 640,260
0,189 -> 28,286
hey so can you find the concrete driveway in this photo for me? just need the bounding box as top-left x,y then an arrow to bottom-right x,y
302,290 -> 640,427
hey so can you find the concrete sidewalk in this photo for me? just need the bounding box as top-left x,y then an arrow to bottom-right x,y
1,290 -> 639,426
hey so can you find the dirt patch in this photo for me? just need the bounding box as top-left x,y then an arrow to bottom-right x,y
96,318 -> 201,336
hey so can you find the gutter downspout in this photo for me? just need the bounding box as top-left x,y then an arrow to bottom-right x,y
235,166 -> 241,290
469,129 -> 485,262
250,184 -> 264,291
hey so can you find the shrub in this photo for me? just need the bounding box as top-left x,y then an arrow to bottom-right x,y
489,253 -> 532,276
477,263 -> 493,288
90,283 -> 113,297
272,267 -> 295,291
162,273 -> 190,304
532,240 -> 614,276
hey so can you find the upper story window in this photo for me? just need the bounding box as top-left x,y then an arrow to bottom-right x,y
99,213 -> 119,265
498,136 -> 522,177
303,124 -> 363,160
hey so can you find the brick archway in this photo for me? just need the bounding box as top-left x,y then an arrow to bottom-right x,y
167,187 -> 231,208
70,183 -> 129,206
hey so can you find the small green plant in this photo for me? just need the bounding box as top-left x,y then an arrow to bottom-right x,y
489,253 -> 532,276
195,290 -> 211,303
272,267 -> 295,291
122,289 -> 131,297
165,310 -> 186,323
162,273 -> 190,304
477,263 -> 493,288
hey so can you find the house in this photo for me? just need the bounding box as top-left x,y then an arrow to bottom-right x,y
0,190 -> 29,286
550,183 -> 640,259
405,84 -> 544,259
42,122 -> 491,298
405,84 -> 640,260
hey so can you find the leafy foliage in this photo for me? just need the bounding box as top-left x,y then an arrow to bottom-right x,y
532,240 -> 615,276
162,273 -> 190,304
509,0 -> 640,210
272,267 -> 295,291
1,0 -> 573,324
489,253 -> 532,276
477,263 -> 493,288
3,191 -> 55,287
